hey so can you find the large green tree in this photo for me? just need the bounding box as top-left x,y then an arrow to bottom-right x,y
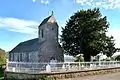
0,48 -> 6,65
61,8 -> 119,62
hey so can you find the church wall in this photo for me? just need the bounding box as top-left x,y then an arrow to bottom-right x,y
10,51 -> 39,62
21,53 -> 27,62
39,22 -> 58,42
14,53 -> 19,61
40,41 -> 64,62
38,24 -> 47,42
28,51 -> 39,62
55,44 -> 64,62
9,53 -> 13,61
39,21 -> 64,62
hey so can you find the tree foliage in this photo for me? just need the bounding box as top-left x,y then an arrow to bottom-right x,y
0,48 -> 6,65
61,8 -> 119,61
115,55 -> 120,61
75,54 -> 84,62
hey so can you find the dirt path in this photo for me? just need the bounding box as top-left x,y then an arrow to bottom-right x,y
62,72 -> 120,80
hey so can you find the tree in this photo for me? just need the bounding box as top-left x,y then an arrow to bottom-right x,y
61,8 -> 118,62
0,48 -> 6,65
102,36 -> 119,57
74,54 -> 84,62
115,55 -> 120,61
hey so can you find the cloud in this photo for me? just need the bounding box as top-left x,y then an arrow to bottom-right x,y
33,0 -> 50,4
41,0 -> 49,4
75,0 -> 120,9
0,17 -> 39,34
107,28 -> 120,48
32,0 -> 36,2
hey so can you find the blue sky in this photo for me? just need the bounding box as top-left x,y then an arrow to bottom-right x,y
0,0 -> 120,51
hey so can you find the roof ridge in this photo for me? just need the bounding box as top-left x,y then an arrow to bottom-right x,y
21,38 -> 38,43
39,15 -> 52,27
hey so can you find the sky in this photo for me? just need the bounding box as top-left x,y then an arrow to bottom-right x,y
0,0 -> 120,51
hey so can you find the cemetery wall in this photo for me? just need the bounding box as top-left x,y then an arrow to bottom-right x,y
4,67 -> 120,80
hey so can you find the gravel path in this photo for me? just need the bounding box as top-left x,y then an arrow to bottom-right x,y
63,72 -> 120,80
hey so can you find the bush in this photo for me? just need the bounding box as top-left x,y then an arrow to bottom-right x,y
39,76 -> 52,80
0,67 -> 4,79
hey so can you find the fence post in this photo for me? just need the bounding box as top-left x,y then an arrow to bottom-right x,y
79,62 -> 80,70
62,63 -> 65,71
46,64 -> 51,72
6,59 -> 9,71
16,62 -> 18,72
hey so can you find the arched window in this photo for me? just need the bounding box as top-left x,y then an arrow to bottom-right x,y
42,29 -> 44,38
39,29 -> 40,37
9,53 -> 11,61
20,53 -> 22,62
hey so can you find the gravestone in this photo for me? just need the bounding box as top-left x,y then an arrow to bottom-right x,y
46,64 -> 51,72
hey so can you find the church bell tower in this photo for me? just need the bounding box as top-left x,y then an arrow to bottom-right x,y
38,12 -> 64,63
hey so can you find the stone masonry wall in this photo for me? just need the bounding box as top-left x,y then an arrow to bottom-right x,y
4,67 -> 120,80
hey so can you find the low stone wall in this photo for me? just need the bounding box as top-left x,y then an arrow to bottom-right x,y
4,67 -> 120,80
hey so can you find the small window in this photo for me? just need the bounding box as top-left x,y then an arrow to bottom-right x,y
39,30 -> 40,36
42,29 -> 44,38
52,28 -> 54,30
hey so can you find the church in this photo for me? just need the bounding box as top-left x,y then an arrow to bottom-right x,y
9,12 -> 64,63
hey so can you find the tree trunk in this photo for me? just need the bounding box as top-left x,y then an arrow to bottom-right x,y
83,52 -> 91,62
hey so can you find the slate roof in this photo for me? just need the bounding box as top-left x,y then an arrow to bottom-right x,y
9,15 -> 52,53
9,38 -> 39,53
39,15 -> 51,27
10,15 -> 52,53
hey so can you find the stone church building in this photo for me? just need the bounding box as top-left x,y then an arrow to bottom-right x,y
9,13 -> 64,63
